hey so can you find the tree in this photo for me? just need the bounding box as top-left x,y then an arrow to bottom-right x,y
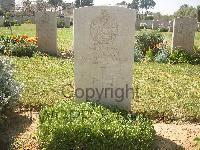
174,4 -> 197,18
139,0 -> 156,11
197,5 -> 200,22
22,0 -> 34,16
48,0 -> 63,11
128,0 -> 140,11
36,0 -> 49,12
75,0 -> 94,8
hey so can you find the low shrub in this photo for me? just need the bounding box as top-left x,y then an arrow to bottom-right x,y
57,19 -> 65,28
134,48 -> 144,62
0,35 -> 38,57
38,101 -> 155,150
169,49 -> 200,64
194,137 -> 200,149
155,49 -> 169,63
157,26 -> 168,32
135,31 -> 164,56
145,49 -> 155,62
0,57 -> 21,114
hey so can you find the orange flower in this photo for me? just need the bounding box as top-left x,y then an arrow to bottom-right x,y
21,35 -> 28,39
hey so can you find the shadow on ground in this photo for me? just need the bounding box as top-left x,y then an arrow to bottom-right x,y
153,135 -> 184,150
0,110 -> 33,150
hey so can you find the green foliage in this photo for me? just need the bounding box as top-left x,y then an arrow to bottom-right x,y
169,49 -> 200,64
140,0 -> 156,10
135,31 -> 164,55
0,35 -> 38,57
134,48 -> 144,62
157,26 -> 168,32
145,15 -> 154,20
9,42 -> 38,57
145,49 -> 154,62
194,137 -> 200,149
48,0 -> 63,10
0,57 -> 21,114
38,101 -> 155,150
128,0 -> 140,11
75,0 -> 94,8
174,4 -> 197,18
57,19 -> 65,28
155,49 -> 169,63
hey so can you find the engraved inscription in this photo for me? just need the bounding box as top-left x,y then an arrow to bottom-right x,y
89,10 -> 120,64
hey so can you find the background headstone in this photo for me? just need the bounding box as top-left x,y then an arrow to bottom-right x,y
141,20 -> 153,29
197,22 -> 200,32
0,16 -> 4,27
74,6 -> 136,111
36,11 -> 57,56
135,20 -> 141,30
152,20 -> 159,30
168,20 -> 173,32
64,16 -> 70,28
172,17 -> 197,53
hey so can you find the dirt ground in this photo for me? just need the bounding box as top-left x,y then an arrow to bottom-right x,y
154,123 -> 200,150
1,111 -> 200,150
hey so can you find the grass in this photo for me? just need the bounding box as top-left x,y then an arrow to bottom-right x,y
1,24 -> 200,122
0,24 -> 73,52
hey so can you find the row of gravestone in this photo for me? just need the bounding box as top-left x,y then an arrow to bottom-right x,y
135,19 -> 199,33
0,15 -> 71,28
35,7 -> 197,111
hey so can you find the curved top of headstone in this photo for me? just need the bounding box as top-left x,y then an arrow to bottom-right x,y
74,6 -> 135,12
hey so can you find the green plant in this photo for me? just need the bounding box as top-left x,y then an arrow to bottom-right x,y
0,35 -> 38,57
135,31 -> 164,55
145,48 -> 154,62
0,57 -> 21,114
194,137 -> 200,149
169,49 -> 200,64
57,19 -> 65,28
134,48 -> 144,62
9,42 -> 38,57
155,49 -> 169,63
38,101 -> 155,150
157,26 -> 168,32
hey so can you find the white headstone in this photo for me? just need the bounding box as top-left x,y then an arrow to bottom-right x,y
74,6 -> 136,111
172,17 -> 197,53
36,11 -> 57,56
197,22 -> 200,32
142,20 -> 153,29
152,20 -> 159,30
168,20 -> 173,32
64,16 -> 70,28
135,20 -> 141,30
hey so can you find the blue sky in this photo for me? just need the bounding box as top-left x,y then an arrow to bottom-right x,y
15,0 -> 199,15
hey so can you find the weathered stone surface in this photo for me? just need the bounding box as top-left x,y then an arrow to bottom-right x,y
64,16 -> 70,28
141,20 -> 153,29
74,6 -> 136,111
168,20 -> 173,32
197,22 -> 200,32
36,11 -> 57,55
152,20 -> 159,30
135,20 -> 141,30
172,17 -> 197,53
